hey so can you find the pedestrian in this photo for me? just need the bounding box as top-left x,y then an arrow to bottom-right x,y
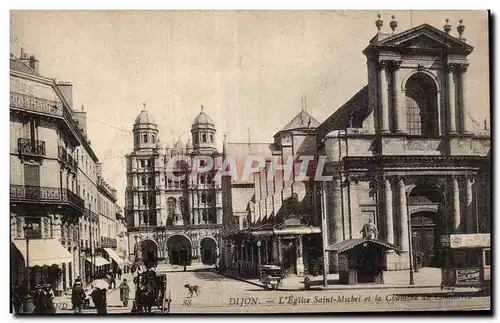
32,284 -> 44,313
41,283 -> 56,314
117,267 -> 122,280
71,281 -> 86,314
119,279 -> 130,307
90,288 -> 107,314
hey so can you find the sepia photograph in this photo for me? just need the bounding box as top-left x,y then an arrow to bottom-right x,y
8,9 -> 491,314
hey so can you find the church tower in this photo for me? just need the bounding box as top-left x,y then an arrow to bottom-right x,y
191,105 -> 217,155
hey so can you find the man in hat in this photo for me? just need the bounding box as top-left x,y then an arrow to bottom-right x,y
32,284 -> 44,313
71,280 -> 86,314
41,283 -> 56,314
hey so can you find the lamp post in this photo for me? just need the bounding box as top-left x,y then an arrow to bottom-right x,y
406,190 -> 415,285
256,240 -> 262,275
22,222 -> 35,313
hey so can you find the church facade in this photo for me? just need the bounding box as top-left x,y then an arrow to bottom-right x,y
124,106 -> 223,266
221,17 -> 490,276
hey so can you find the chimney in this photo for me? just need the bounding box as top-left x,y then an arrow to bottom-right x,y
57,81 -> 73,110
19,48 -> 30,66
73,105 -> 87,136
29,55 -> 39,73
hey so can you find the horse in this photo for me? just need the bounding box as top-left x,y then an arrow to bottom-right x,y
134,273 -> 157,313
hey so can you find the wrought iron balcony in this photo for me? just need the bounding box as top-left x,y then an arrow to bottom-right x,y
58,146 -> 78,172
11,92 -> 82,144
17,138 -> 46,157
10,184 -> 85,212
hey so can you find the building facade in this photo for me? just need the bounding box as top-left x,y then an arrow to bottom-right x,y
125,106 -> 223,267
221,17 -> 491,277
10,49 -> 121,294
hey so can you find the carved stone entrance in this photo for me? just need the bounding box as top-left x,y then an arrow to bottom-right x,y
167,235 -> 192,266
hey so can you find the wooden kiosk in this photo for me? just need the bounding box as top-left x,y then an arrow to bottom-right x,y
326,238 -> 400,285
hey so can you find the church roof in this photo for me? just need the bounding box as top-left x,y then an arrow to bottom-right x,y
280,110 -> 320,132
316,86 -> 370,140
172,137 -> 185,154
193,111 -> 214,125
134,109 -> 156,125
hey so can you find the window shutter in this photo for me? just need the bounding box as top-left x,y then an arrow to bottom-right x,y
24,164 -> 40,187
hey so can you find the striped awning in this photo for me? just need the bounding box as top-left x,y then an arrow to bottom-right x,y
103,248 -> 125,265
326,238 -> 401,253
85,256 -> 110,267
12,238 -> 73,267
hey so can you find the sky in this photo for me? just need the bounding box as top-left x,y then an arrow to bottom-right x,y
10,10 -> 490,208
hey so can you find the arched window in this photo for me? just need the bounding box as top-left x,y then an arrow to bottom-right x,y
141,177 -> 146,186
143,134 -> 148,143
202,134 -> 207,143
193,136 -> 198,144
405,73 -> 439,137
152,134 -> 155,143
210,134 -> 213,142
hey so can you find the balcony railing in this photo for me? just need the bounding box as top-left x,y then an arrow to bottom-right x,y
11,92 -> 82,142
17,138 -> 46,157
58,146 -> 78,172
10,184 -> 84,211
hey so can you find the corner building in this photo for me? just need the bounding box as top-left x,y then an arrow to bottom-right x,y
125,107 -> 222,266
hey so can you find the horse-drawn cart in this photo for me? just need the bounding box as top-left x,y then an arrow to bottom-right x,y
132,268 -> 172,314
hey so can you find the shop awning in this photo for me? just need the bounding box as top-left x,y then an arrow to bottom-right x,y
103,248 -> 125,265
326,238 -> 401,253
12,238 -> 73,267
85,256 -> 111,267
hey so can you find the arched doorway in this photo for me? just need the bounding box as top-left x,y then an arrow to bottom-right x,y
200,237 -> 217,265
405,73 -> 439,136
408,184 -> 445,268
140,239 -> 158,268
167,235 -> 192,266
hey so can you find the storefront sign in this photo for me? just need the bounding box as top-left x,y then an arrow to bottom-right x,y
455,268 -> 481,284
449,234 -> 490,249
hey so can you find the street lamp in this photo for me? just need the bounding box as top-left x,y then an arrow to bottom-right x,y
406,190 -> 415,285
256,240 -> 262,273
22,222 -> 36,313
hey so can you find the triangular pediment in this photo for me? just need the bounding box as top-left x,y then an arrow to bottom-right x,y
377,24 -> 473,52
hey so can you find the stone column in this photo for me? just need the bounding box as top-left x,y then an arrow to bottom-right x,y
277,238 -> 283,263
330,179 -> 343,243
452,176 -> 461,233
465,177 -> 475,233
379,61 -> 390,133
447,64 -> 457,134
398,177 -> 409,251
384,177 -> 395,245
296,236 -> 304,275
393,61 -> 406,133
459,64 -> 471,133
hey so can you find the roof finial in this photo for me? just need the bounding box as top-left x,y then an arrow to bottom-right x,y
201,105 -> 204,112
389,15 -> 398,33
142,102 -> 147,111
443,18 -> 452,34
457,19 -> 466,41
375,14 -> 383,32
